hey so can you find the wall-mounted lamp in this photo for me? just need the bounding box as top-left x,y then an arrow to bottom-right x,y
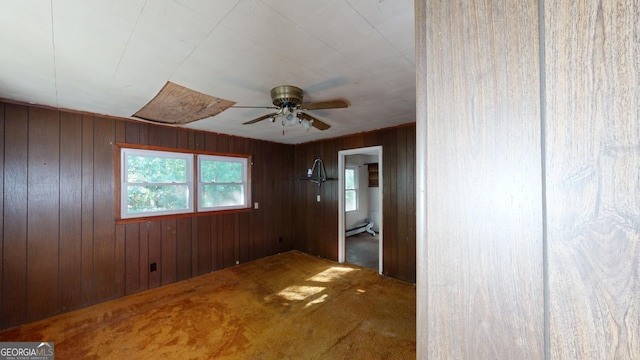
300,157 -> 335,187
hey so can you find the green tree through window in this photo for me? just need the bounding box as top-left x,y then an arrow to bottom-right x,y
345,167 -> 357,212
122,149 -> 193,218
120,147 -> 250,219
198,156 -> 248,210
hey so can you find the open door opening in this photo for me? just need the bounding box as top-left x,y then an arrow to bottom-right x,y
338,146 -> 383,274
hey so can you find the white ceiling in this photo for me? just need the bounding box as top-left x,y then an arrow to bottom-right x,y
0,0 -> 415,144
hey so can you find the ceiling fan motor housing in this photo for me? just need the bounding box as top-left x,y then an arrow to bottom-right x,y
271,85 -> 303,107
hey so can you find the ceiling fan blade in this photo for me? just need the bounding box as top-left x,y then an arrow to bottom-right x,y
298,113 -> 331,130
300,99 -> 349,110
243,113 -> 277,125
232,105 -> 279,109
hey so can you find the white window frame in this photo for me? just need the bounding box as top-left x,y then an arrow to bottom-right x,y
120,148 -> 194,219
197,154 -> 249,212
345,167 -> 358,213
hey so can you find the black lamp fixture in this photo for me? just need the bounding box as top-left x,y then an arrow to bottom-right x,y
301,157 -> 335,187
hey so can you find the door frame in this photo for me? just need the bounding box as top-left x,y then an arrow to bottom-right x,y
338,145 -> 383,274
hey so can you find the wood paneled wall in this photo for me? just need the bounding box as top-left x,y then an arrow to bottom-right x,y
418,1 -> 544,358
293,125 -> 416,284
0,102 -> 294,329
545,1 -> 640,358
417,0 -> 639,358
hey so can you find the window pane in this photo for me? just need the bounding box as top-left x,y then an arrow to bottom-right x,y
200,160 -> 242,183
197,154 -> 249,211
345,189 -> 357,212
127,155 -> 187,183
201,184 -> 244,207
127,185 -> 189,214
345,168 -> 355,189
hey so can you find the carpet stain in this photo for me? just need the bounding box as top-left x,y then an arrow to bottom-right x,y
0,250 -> 415,359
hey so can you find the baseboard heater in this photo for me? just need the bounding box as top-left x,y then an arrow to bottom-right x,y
346,220 -> 376,237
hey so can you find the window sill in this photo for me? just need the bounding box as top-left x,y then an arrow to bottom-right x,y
116,207 -> 252,225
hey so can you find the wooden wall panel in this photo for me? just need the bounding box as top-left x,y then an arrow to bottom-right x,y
405,125 -> 416,281
292,125 -> 417,283
161,219 -> 177,285
238,212 -> 250,264
148,123 -> 163,147
223,214 -> 235,268
92,118 -> 116,303
114,224 -> 126,298
80,115 -> 95,307
190,218 -> 199,277
125,223 -> 141,294
419,0 -> 544,358
545,1 -> 640,358
294,141 -> 333,259
26,107 -> 61,322
275,143 -> 294,253
320,144 -> 339,258
250,142 -> 266,260
0,101 -> 295,329
197,217 -> 212,275
396,127 -> 411,281
148,220 -> 162,289
176,218 -> 193,281
380,130 -> 397,277
2,104 -> 29,328
138,222 -> 149,291
212,216 -> 222,271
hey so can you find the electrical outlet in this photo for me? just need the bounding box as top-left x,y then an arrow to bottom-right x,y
317,195 -> 321,202
150,263 -> 157,272
254,202 -> 259,209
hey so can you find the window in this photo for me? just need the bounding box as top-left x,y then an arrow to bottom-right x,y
345,167 -> 357,212
121,148 -> 194,219
119,146 -> 251,220
198,155 -> 249,211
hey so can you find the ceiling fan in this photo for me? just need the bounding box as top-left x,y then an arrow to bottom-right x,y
234,85 -> 349,131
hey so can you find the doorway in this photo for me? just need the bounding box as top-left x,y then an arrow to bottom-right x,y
338,146 -> 383,274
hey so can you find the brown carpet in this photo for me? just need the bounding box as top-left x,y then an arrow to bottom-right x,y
0,250 -> 416,359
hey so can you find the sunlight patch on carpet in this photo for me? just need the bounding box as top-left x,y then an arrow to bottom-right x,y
306,266 -> 358,283
305,294 -> 328,308
274,285 -> 325,301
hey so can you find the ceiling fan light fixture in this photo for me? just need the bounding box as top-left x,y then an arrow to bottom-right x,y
282,113 -> 299,126
239,84 -> 347,132
280,107 -> 300,126
301,118 -> 313,130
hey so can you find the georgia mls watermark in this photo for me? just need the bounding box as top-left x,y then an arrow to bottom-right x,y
0,342 -> 54,360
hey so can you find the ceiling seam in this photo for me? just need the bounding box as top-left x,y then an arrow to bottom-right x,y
50,1 -> 59,107
169,0 -> 243,80
344,1 -> 413,65
263,0 -> 333,52
257,0 -> 346,67
109,0 -> 149,88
